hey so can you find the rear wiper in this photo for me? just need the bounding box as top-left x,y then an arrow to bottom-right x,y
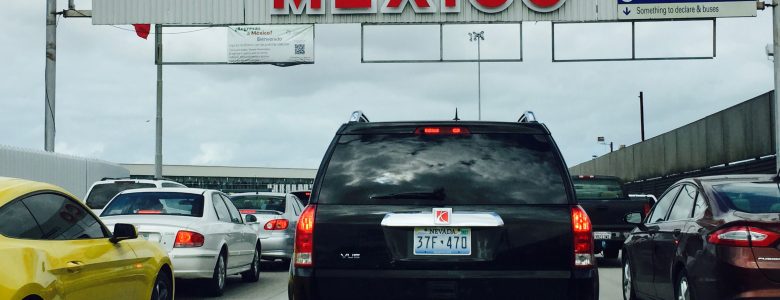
370,188 -> 446,200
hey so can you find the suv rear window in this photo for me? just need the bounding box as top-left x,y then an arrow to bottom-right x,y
572,178 -> 626,200
318,133 -> 570,205
86,182 -> 156,209
713,182 -> 780,213
101,192 -> 205,217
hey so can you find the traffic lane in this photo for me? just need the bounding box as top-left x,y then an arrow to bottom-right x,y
176,260 -> 290,300
176,259 -> 624,300
598,257 -> 623,300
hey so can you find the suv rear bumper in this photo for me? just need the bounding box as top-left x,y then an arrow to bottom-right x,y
289,268 -> 598,300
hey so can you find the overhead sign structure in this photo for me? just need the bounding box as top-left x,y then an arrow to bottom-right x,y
271,0 -> 567,14
617,0 -> 757,20
227,25 -> 314,64
92,0 -> 595,25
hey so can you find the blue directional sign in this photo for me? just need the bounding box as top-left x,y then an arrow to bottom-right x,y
617,0 -> 757,20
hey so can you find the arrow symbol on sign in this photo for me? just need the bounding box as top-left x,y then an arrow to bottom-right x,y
623,7 -> 631,15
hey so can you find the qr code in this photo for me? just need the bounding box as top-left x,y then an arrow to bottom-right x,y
295,44 -> 305,55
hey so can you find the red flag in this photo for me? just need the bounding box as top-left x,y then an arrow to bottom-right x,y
132,24 -> 151,39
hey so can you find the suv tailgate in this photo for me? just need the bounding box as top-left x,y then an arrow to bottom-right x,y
312,204 -> 578,299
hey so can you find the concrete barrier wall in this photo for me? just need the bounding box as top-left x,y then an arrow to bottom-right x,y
570,92 -> 775,182
0,145 -> 129,198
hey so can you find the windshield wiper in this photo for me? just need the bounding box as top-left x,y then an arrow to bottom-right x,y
370,188 -> 446,200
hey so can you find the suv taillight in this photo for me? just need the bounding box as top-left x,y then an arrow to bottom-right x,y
264,219 -> 290,230
572,206 -> 594,268
708,226 -> 780,247
294,205 -> 317,268
174,230 -> 205,248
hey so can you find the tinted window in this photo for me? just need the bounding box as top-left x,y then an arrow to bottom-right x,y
212,194 -> 232,222
86,182 -> 155,209
572,178 -> 626,200
668,185 -> 696,221
221,195 -> 243,224
291,191 -> 311,206
230,195 -> 287,213
23,193 -> 107,240
319,133 -> 569,205
713,182 -> 780,213
0,201 -> 44,239
693,193 -> 707,219
101,192 -> 204,217
648,186 -> 682,223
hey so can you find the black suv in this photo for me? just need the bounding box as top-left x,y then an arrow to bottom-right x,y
289,112 -> 598,300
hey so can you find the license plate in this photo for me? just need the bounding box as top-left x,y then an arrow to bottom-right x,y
140,232 -> 161,243
413,227 -> 471,255
594,232 -> 612,240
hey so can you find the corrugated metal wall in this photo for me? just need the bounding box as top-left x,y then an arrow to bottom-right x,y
93,0 -> 245,25
0,145 -> 129,198
569,91 -> 776,182
93,0 -> 618,25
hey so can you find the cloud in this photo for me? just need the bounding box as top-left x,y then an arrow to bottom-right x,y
190,143 -> 237,165
56,141 -> 106,158
0,2 -> 774,170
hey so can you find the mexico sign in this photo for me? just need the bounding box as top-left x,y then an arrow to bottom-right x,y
271,0 -> 567,14
91,0 -> 586,25
617,0 -> 757,20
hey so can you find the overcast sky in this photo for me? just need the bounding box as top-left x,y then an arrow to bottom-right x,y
0,1 -> 774,169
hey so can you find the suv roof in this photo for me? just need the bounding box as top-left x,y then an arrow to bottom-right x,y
338,121 -> 551,135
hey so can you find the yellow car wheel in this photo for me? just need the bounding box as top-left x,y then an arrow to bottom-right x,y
151,269 -> 173,300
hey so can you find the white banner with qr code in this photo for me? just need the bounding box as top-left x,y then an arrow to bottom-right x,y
227,25 -> 314,64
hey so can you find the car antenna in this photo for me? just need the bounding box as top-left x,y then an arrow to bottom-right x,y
453,108 -> 460,121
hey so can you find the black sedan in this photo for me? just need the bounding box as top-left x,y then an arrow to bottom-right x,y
622,174 -> 780,300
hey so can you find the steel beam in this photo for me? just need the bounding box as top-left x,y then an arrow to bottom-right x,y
775,1 -> 780,173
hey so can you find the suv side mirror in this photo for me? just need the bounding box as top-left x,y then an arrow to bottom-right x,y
110,223 -> 138,243
245,214 -> 258,224
624,213 -> 643,225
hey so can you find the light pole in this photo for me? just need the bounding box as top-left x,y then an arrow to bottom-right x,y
469,31 -> 484,121
597,136 -> 614,153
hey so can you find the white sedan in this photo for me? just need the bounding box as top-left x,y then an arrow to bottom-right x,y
100,188 -> 261,296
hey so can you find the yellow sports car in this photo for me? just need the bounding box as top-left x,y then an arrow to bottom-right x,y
0,177 -> 174,300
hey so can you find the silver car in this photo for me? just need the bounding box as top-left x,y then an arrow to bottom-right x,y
100,188 -> 262,297
229,192 -> 304,262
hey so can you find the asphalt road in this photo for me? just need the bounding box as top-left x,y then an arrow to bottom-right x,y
178,258 -> 625,300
